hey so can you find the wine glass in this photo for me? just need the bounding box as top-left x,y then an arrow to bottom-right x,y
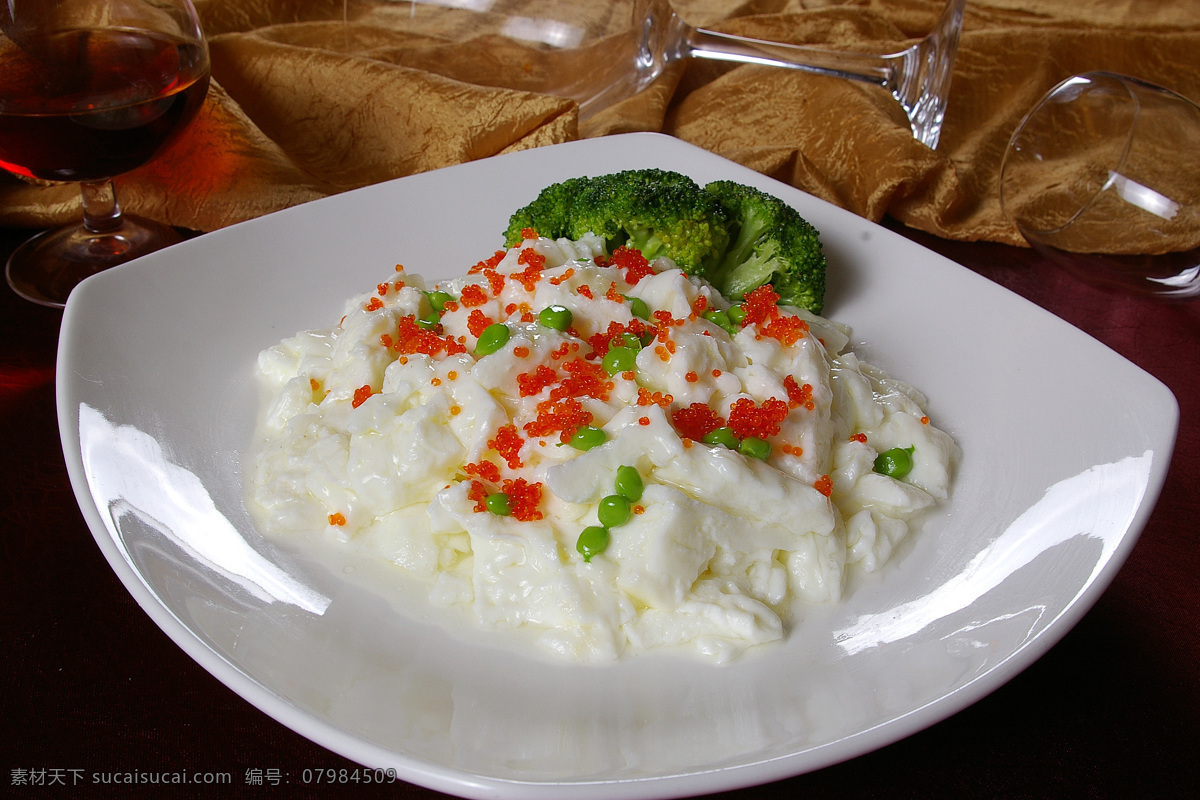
0,0 -> 211,308
1000,72 -> 1200,300
347,0 -> 965,149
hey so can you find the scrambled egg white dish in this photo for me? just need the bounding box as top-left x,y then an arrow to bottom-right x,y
250,234 -> 957,662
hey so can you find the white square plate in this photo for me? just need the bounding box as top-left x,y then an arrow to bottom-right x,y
58,133 -> 1178,799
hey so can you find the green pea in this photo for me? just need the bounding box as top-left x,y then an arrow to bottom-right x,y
702,426 -> 740,449
426,290 -> 454,313
620,332 -> 643,350
598,494 -> 631,528
702,309 -> 734,335
485,492 -> 512,516
602,346 -> 637,375
614,465 -> 643,502
628,296 -> 650,320
874,446 -> 915,479
576,525 -> 610,562
475,323 -> 510,355
420,309 -> 444,331
569,425 -> 607,451
727,305 -> 747,326
738,436 -> 772,460
538,304 -> 573,331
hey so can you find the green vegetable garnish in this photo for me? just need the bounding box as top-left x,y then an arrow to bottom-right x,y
702,309 -> 735,335
569,425 -> 606,451
614,465 -> 643,502
503,169 -> 827,314
597,494 -> 631,528
538,304 -> 573,331
576,525 -> 610,562
485,492 -> 512,516
426,290 -> 454,313
873,446 -> 915,479
727,305 -> 747,326
416,308 -> 441,330
628,296 -> 651,320
602,346 -> 637,375
475,323 -> 510,355
702,426 -> 739,449
738,436 -> 772,460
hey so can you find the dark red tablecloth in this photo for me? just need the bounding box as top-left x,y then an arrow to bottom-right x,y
5,221 -> 1197,798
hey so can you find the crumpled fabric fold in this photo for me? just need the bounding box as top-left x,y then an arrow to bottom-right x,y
2,0 -> 1197,251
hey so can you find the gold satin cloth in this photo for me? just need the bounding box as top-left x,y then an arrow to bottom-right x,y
2,0 -> 1198,249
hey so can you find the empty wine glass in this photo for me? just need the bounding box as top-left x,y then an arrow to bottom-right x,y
1,0 -> 211,308
349,0 -> 965,149
1000,72 -> 1200,300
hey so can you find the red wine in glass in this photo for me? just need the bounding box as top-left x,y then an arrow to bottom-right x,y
0,0 -> 211,308
0,29 -> 209,183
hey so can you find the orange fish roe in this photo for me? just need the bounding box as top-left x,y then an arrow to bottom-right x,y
850,432 -> 868,443
309,377 -> 321,392
762,314 -> 809,346
450,405 -> 461,416
459,284 -> 488,307
636,387 -> 673,408
549,341 -> 572,360
727,397 -> 789,439
328,512 -> 347,526
513,346 -> 531,358
483,268 -> 505,295
784,376 -> 815,410
463,460 -> 502,484
685,371 -> 699,383
500,477 -> 544,522
690,294 -> 709,318
441,300 -> 460,313
352,385 -> 373,408
633,505 -> 645,515
517,247 -> 546,268
524,397 -> 593,444
467,480 -> 490,512
605,282 -> 624,303
586,319 -> 650,357
780,443 -> 804,457
549,267 -> 575,286
672,402 -> 724,441
813,475 -> 833,497
395,263 -> 405,272
390,316 -> 468,356
576,284 -> 594,299
469,249 -> 506,275
513,262 -> 543,292
364,296 -> 384,312
518,364 -> 559,397
376,282 -> 390,296
711,369 -> 723,378
488,424 -> 525,469
608,245 -> 654,285
921,415 -> 931,425
546,358 -> 612,403
467,308 -> 495,337
447,371 -> 458,380
520,227 -> 539,240
638,416 -> 651,426
431,378 -> 442,387
741,285 -> 780,327
520,310 -> 536,323
654,345 -> 670,362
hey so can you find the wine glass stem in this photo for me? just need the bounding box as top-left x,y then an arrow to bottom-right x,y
682,27 -> 895,87
80,179 -> 124,235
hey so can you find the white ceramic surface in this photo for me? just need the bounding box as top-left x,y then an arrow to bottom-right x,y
58,133 -> 1178,799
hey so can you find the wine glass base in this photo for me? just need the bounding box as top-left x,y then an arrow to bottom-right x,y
6,215 -> 184,308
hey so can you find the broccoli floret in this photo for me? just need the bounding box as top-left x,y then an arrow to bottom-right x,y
503,170 -> 827,315
503,175 -> 588,249
503,169 -> 731,274
704,180 -> 826,315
